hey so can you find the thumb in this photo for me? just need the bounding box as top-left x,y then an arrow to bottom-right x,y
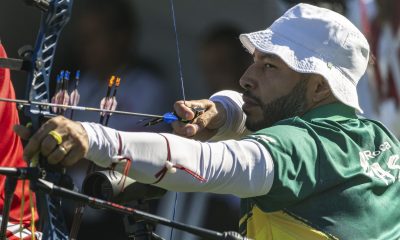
13,124 -> 32,140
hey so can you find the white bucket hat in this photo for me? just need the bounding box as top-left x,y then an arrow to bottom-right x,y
239,3 -> 369,113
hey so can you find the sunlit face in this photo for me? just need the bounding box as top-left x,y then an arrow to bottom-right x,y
239,50 -> 309,131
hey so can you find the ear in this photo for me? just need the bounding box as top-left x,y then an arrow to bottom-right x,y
308,75 -> 332,104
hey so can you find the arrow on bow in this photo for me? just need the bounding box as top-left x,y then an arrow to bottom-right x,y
0,0 -> 249,240
0,97 -> 187,123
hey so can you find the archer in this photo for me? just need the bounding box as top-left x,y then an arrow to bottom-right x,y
14,4 -> 400,240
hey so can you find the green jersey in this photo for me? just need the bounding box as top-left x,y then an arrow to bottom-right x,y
240,103 -> 400,240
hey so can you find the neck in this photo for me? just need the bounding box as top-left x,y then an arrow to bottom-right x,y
304,95 -> 339,115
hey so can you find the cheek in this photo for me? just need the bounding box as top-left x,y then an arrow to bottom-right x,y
257,80 -> 282,105
259,72 -> 303,104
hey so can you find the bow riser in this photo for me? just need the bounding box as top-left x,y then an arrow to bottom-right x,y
26,0 -> 73,128
25,1 -> 74,239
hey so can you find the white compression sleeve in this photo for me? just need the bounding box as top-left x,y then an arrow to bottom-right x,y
209,90 -> 251,141
81,122 -> 274,198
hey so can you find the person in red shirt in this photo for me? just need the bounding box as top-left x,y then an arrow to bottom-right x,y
0,43 -> 40,239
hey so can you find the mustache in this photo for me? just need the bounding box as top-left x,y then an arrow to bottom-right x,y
242,90 -> 261,105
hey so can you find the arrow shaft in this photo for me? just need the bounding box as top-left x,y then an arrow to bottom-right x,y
0,97 -> 164,119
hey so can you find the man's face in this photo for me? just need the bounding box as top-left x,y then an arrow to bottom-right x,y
240,50 -> 309,131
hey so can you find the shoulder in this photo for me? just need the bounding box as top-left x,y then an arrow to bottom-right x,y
244,118 -> 319,173
245,117 -> 312,147
244,119 -> 320,211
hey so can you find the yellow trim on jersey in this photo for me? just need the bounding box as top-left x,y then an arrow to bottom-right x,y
245,206 -> 337,240
239,212 -> 250,227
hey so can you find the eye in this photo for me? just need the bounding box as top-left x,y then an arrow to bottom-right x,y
264,63 -> 276,69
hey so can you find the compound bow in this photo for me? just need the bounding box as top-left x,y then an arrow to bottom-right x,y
0,1 -> 249,239
18,0 -> 73,239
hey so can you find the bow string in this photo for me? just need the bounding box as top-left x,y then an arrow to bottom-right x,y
0,1 -> 250,240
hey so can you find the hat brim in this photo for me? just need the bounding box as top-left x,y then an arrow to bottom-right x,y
239,29 -> 363,113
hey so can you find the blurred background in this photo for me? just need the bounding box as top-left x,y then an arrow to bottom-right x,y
0,0 -> 399,239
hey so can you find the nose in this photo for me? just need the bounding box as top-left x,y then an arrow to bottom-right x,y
239,64 -> 257,90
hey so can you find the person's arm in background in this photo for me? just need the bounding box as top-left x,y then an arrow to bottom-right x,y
0,43 -> 41,239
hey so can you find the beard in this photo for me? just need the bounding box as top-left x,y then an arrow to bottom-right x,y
243,79 -> 308,131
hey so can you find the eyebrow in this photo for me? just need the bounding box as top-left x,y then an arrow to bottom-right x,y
253,52 -> 279,61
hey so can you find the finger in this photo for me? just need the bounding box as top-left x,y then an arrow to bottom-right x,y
23,120 -> 58,161
13,125 -> 32,140
61,145 -> 85,167
192,110 -> 215,129
171,120 -> 188,136
47,144 -> 70,165
189,100 -> 215,120
171,120 -> 200,137
192,102 -> 225,130
185,124 -> 200,137
174,100 -> 196,120
40,135 -> 58,157
174,100 -> 211,120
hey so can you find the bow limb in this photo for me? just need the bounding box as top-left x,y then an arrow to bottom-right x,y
24,0 -> 74,239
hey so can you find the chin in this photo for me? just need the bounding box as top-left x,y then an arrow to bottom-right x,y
245,117 -> 268,132
245,107 -> 281,131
